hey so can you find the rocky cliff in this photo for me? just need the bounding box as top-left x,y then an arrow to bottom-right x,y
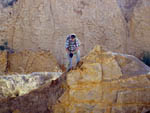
0,45 -> 150,113
0,50 -> 62,74
53,45 -> 150,113
0,0 -> 150,64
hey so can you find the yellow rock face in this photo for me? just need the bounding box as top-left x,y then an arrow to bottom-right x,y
7,50 -> 61,74
0,50 -> 62,74
0,0 -> 150,65
53,45 -> 150,113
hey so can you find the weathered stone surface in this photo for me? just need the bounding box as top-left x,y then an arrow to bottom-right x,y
0,45 -> 150,113
7,50 -> 61,74
117,88 -> 150,104
67,63 -> 102,87
115,53 -> 150,77
111,105 -> 138,113
82,45 -> 150,80
0,0 -> 150,65
0,50 -> 62,74
0,72 -> 62,99
0,72 -> 67,113
121,0 -> 150,56
0,51 -> 7,74
69,84 -> 102,102
53,45 -> 150,113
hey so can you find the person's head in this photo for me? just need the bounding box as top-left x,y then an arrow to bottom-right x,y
70,34 -> 76,41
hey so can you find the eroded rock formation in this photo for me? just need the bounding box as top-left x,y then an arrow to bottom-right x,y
0,0 -> 150,64
53,45 -> 150,113
0,72 -> 62,99
0,50 -> 62,74
0,72 -> 67,113
7,50 -> 61,74
0,45 -> 150,113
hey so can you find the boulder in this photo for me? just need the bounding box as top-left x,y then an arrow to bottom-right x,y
53,45 -> 150,113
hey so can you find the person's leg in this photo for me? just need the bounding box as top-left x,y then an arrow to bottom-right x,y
76,50 -> 80,64
67,53 -> 72,71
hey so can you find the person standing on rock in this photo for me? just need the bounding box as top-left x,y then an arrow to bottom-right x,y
65,34 -> 80,71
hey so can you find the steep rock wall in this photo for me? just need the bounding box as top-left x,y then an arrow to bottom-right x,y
0,0 -> 150,65
7,50 -> 61,74
0,50 -> 62,74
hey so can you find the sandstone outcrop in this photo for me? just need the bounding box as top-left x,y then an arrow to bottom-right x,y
0,50 -> 62,74
53,45 -> 150,113
7,50 -> 62,74
0,0 -> 150,64
0,45 -> 150,113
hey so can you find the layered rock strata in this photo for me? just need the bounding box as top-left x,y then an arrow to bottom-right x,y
0,46 -> 150,113
53,46 -> 150,113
